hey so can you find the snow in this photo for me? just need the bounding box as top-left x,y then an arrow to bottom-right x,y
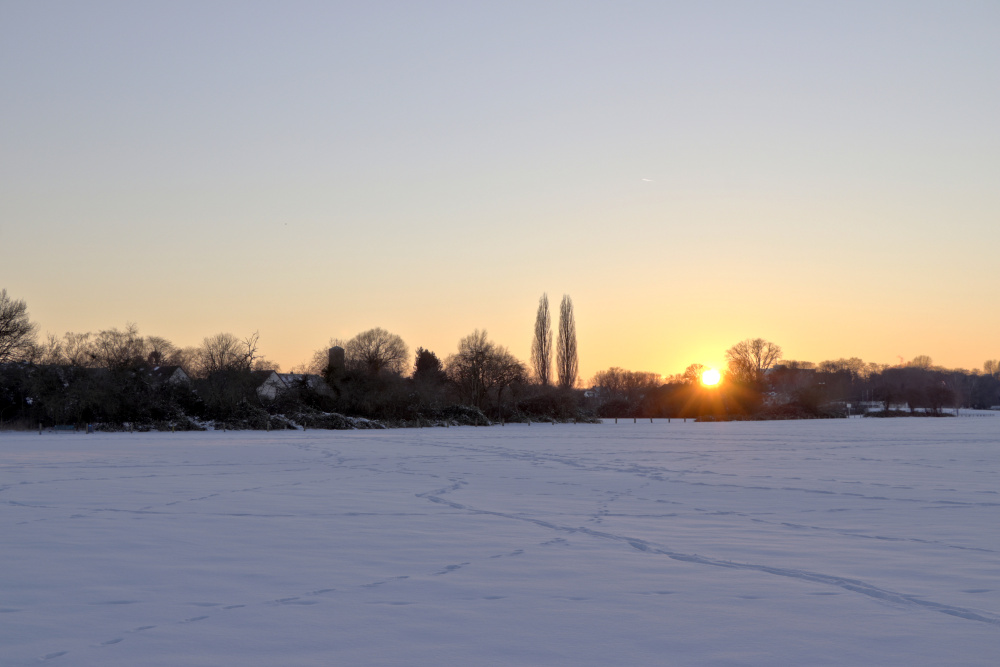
2,418 -> 998,666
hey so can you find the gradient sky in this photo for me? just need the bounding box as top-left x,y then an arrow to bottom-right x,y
2,1 -> 998,380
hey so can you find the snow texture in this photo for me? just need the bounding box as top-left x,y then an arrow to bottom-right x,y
2,418 -> 999,665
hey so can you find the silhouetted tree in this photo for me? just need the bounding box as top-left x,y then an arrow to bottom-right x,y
145,336 -> 177,366
446,330 -> 526,412
725,338 -> 782,387
91,323 -> 146,371
681,364 -> 706,384
970,372 -> 1000,409
413,347 -> 446,383
200,333 -> 253,374
926,382 -> 955,414
30,333 -> 64,365
556,295 -> 578,389
531,293 -> 552,386
591,367 -> 661,416
346,328 -> 408,375
0,289 -> 37,363
61,332 -> 97,367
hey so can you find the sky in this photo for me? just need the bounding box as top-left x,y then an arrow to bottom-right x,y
2,1 -> 998,380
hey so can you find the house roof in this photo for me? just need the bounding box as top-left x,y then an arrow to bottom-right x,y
142,365 -> 189,383
249,370 -> 283,386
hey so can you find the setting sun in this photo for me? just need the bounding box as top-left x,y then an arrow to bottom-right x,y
701,368 -> 722,386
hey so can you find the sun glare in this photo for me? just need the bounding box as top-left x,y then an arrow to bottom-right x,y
701,368 -> 721,387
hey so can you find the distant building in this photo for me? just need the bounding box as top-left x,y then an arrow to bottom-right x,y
250,370 -> 287,401
277,373 -> 335,397
141,365 -> 191,387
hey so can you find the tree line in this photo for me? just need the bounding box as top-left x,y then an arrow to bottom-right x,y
0,289 -> 587,430
3,287 -> 996,429
589,337 -> 1000,420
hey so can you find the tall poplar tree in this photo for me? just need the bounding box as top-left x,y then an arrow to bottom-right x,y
556,294 -> 578,389
531,293 -> 552,386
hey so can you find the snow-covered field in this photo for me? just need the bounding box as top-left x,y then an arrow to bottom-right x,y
2,419 -> 999,666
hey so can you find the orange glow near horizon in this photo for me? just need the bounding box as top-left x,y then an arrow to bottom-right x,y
4,5 -> 999,382
701,368 -> 722,387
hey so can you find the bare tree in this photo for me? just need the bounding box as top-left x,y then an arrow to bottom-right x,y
446,330 -> 526,411
200,333 -> 249,374
196,331 -> 264,375
592,367 -> 661,404
61,332 -> 96,367
0,289 -> 38,363
985,360 -> 1000,377
345,328 -> 408,375
447,330 -> 493,409
818,357 -> 869,380
681,363 -> 706,385
531,293 -> 552,386
92,323 -> 146,371
490,347 -> 528,418
242,331 -> 261,369
556,295 -> 578,389
171,346 -> 203,375
31,333 -> 65,365
725,338 -> 782,386
145,336 -> 177,366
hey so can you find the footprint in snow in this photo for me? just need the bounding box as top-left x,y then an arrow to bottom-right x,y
433,563 -> 469,575
40,650 -> 69,661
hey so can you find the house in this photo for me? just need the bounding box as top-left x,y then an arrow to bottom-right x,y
276,373 -> 335,397
141,365 -> 191,387
250,370 -> 287,401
